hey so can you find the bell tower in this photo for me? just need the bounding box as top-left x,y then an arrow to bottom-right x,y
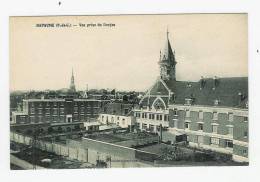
159,30 -> 177,81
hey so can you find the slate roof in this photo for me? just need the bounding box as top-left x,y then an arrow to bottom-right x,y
165,77 -> 248,108
149,79 -> 170,95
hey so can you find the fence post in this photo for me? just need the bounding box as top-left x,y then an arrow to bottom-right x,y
86,149 -> 88,162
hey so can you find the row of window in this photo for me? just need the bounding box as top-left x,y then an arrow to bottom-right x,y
183,122 -> 248,138
190,135 -> 234,149
185,98 -> 225,106
210,138 -> 234,148
29,102 -> 99,108
135,112 -> 169,121
29,102 -> 64,107
30,107 -> 64,112
29,116 -> 65,123
101,115 -> 123,122
184,122 -> 234,135
173,108 -> 248,122
30,108 -> 98,115
137,123 -> 160,132
74,107 -> 99,113
30,106 -> 98,112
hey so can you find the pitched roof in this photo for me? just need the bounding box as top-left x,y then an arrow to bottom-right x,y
165,77 -> 248,108
149,78 -> 170,95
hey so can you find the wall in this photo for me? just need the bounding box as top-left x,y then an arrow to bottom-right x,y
10,132 -> 154,168
99,114 -> 134,128
10,154 -> 45,169
10,132 -> 88,163
167,104 -> 249,162
67,137 -> 155,168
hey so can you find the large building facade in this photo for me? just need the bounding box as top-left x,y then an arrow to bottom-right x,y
11,70 -> 109,125
19,98 -> 104,124
134,31 -> 248,162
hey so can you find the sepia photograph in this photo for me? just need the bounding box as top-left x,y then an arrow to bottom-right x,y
9,14 -> 248,169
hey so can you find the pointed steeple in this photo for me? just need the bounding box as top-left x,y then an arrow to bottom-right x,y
159,29 -> 177,81
69,68 -> 76,92
71,68 -> 74,82
161,29 -> 175,62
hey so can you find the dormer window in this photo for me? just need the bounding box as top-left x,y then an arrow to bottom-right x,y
186,83 -> 192,88
214,99 -> 220,106
185,98 -> 192,105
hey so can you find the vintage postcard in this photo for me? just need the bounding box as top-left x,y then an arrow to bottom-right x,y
9,14 -> 248,169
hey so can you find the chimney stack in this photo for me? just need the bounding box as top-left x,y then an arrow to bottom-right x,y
200,76 -> 206,89
213,76 -> 219,90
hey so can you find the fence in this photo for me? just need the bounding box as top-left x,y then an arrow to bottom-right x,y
10,132 -> 88,163
10,132 -> 156,168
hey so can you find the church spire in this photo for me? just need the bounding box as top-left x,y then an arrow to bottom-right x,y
159,29 -> 177,81
69,68 -> 76,92
167,27 -> 169,40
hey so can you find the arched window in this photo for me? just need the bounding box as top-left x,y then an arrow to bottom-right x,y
152,97 -> 166,110
48,127 -> 53,133
66,127 -> 72,132
57,127 -> 63,133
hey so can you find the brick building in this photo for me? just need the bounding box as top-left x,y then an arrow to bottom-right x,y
18,98 -> 105,124
134,31 -> 248,162
11,70 -> 109,125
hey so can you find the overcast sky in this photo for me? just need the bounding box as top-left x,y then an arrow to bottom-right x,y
10,14 -> 247,91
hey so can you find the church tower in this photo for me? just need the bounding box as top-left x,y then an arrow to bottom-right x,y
69,68 -> 76,92
159,30 -> 177,81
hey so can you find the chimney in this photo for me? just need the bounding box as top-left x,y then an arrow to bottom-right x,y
213,76 -> 219,90
238,92 -> 246,106
200,76 -> 206,89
